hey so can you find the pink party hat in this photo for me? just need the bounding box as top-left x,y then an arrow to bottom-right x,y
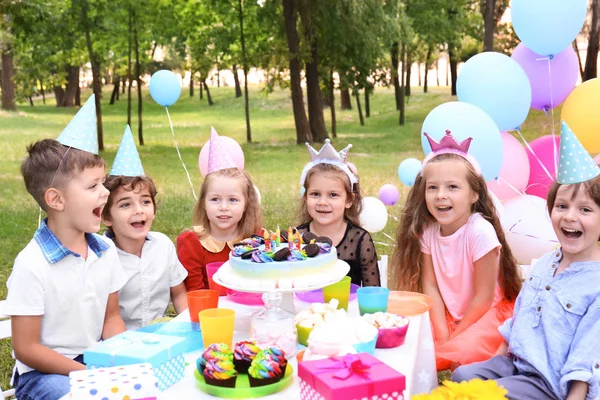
423,130 -> 481,173
207,127 -> 238,174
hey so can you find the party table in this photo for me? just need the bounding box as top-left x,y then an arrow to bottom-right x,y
159,295 -> 438,399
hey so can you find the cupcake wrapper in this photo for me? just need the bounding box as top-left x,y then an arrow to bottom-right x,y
248,374 -> 280,387
204,374 -> 238,388
233,358 -> 252,374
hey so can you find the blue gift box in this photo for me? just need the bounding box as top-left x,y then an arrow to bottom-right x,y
137,322 -> 203,353
84,331 -> 186,391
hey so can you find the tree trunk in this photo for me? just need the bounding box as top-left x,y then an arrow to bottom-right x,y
199,76 -> 204,99
364,89 -> 370,118
417,64 -> 422,86
299,0 -> 328,142
355,90 -> 364,126
391,42 -> 401,111
436,58 -> 440,86
28,96 -> 34,106
216,63 -> 220,87
63,65 -> 79,107
282,0 -> 311,143
405,50 -> 412,97
80,0 -> 104,150
39,79 -> 46,104
424,45 -> 432,93
399,43 -> 405,125
573,40 -> 584,80
204,80 -> 214,105
238,0 -> 252,143
127,9 -> 133,126
449,48 -> 458,96
110,74 -> 120,105
121,76 -> 126,94
189,71 -> 194,97
54,86 -> 65,107
340,87 -> 352,110
233,64 -> 242,98
483,0 -> 496,51
134,11 -> 143,146
329,68 -> 336,138
583,0 -> 600,81
76,85 -> 81,106
1,41 -> 16,111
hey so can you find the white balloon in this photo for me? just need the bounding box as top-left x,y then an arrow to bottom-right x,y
254,185 -> 261,204
501,195 -> 558,265
359,197 -> 388,233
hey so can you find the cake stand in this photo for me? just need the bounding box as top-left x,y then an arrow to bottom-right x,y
212,260 -> 350,313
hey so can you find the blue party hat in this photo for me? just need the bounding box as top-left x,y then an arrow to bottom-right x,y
557,120 -> 600,184
109,125 -> 145,177
56,95 -> 98,154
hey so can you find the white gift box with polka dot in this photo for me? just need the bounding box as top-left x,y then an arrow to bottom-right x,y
69,363 -> 159,399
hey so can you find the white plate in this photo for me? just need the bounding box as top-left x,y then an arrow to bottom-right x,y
212,260 -> 350,294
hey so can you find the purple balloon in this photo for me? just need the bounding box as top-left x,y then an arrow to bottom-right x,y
511,43 -> 578,111
379,184 -> 400,206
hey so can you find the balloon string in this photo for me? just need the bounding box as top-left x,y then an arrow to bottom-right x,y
165,107 -> 198,201
546,57 -> 558,176
381,231 -> 395,242
497,176 -> 526,197
375,241 -> 394,247
514,128 -> 554,181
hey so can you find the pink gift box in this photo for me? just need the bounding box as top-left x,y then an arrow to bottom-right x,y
297,353 -> 406,400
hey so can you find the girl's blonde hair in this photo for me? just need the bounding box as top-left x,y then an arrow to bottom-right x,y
192,168 -> 263,240
390,153 -> 522,301
296,163 -> 363,227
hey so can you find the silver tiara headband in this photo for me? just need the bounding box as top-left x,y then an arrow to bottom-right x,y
299,139 -> 358,187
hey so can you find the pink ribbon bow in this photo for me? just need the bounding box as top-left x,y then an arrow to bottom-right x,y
319,354 -> 374,380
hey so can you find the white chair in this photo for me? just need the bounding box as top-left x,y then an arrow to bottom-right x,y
378,255 -> 389,288
0,301 -> 15,399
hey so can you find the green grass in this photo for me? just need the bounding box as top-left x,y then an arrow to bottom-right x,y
0,83 -> 557,389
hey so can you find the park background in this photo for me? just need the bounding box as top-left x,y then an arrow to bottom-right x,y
1,0 -> 600,391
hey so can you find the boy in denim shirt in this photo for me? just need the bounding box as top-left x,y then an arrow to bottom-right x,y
452,123 -> 600,400
4,97 -> 127,399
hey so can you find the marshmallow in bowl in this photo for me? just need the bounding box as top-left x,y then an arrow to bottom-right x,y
362,312 -> 409,329
294,299 -> 345,329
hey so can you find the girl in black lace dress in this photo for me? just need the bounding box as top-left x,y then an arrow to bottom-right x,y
296,140 -> 381,286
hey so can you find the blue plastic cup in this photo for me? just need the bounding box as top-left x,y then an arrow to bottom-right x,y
357,287 -> 390,316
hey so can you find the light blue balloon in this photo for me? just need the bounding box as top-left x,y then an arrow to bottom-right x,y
421,102 -> 502,182
398,158 -> 422,187
457,52 -> 531,132
149,70 -> 182,107
512,0 -> 587,57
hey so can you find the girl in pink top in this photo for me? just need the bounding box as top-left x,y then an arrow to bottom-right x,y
390,131 -> 522,371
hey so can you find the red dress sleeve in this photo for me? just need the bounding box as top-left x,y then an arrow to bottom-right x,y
176,231 -> 231,292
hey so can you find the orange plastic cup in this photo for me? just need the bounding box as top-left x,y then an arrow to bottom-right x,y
206,262 -> 227,296
187,289 -> 219,323
199,308 -> 235,348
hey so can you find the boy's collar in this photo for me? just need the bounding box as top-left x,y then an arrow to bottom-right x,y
34,218 -> 109,264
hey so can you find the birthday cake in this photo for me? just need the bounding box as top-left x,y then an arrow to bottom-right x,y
224,228 -> 340,289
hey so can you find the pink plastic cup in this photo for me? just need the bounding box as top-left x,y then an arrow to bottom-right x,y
206,262 -> 227,296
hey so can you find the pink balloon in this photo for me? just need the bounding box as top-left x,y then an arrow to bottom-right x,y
525,135 -> 560,199
487,132 -> 530,201
198,136 -> 245,176
511,43 -> 578,111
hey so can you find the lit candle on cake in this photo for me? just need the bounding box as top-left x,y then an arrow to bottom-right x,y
270,232 -> 276,251
296,231 -> 302,250
288,227 -> 294,250
264,229 -> 271,251
276,226 -> 281,246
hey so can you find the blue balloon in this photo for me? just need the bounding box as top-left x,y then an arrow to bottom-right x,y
421,102 -> 502,182
149,70 -> 182,107
512,0 -> 587,57
398,158 -> 422,187
457,52 -> 531,131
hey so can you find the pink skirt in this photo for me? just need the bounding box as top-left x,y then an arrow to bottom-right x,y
434,299 -> 514,371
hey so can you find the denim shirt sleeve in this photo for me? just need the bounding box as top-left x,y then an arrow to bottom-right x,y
560,303 -> 600,399
498,317 -> 513,343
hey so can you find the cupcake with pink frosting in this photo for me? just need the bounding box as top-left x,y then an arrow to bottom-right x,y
203,359 -> 238,388
233,340 -> 261,373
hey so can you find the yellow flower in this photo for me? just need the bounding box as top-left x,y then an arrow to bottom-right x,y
412,379 -> 508,400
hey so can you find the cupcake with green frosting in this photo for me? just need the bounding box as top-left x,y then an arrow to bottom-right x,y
260,347 -> 287,374
248,353 -> 283,387
203,359 -> 238,388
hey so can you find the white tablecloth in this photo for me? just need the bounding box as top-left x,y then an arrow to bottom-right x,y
160,295 -> 437,399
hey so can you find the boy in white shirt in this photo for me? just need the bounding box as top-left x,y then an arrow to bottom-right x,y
4,97 -> 127,399
101,126 -> 188,330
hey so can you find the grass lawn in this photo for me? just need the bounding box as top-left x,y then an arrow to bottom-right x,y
0,83 -> 557,389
